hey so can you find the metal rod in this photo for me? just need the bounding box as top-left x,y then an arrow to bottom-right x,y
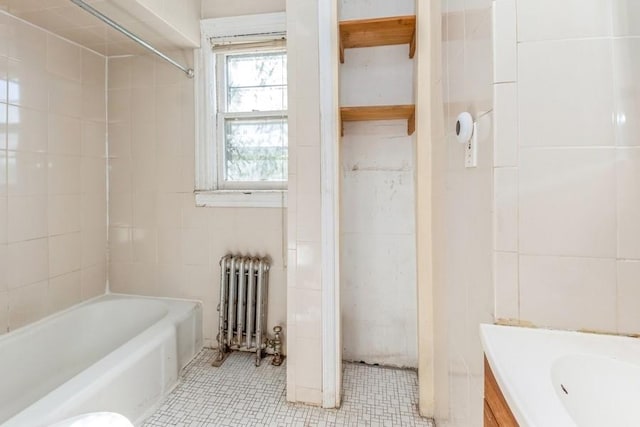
217,255 -> 230,354
227,257 -> 237,346
255,260 -> 264,366
245,258 -> 255,349
236,258 -> 246,346
69,0 -> 194,78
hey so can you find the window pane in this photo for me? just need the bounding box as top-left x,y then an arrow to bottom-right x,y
226,52 -> 287,113
228,86 -> 287,112
224,118 -> 288,182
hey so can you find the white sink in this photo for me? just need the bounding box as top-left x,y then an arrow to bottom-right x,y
551,354 -> 640,427
481,324 -> 640,427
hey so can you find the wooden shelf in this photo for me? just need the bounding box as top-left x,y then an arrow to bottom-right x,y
340,105 -> 415,136
339,15 -> 416,63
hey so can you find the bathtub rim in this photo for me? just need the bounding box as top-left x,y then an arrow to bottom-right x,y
0,292 -> 204,343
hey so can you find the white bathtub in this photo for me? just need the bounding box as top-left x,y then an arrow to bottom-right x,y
0,294 -> 203,427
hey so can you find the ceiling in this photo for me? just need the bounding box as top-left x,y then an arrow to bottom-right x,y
0,0 -> 200,56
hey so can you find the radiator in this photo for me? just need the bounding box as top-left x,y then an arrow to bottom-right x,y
215,254 -> 270,366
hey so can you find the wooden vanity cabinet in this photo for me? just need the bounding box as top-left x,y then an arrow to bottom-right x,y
484,356 -> 519,427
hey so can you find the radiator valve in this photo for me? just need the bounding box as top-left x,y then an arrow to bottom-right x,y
268,325 -> 284,366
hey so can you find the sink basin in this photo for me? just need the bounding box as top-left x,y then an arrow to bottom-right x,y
551,354 -> 640,427
481,324 -> 640,426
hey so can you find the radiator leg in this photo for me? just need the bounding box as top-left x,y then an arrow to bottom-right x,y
255,260 -> 265,367
213,255 -> 231,367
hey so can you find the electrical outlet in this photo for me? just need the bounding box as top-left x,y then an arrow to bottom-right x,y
465,122 -> 478,168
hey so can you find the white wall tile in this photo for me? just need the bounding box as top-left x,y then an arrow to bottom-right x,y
0,245 -> 6,293
81,227 -> 106,268
292,288 -> 321,340
296,146 -> 320,195
8,151 -> 47,196
294,337 -> 322,389
518,39 -> 614,147
493,0 -> 516,83
520,255 -> 616,331
48,271 -> 81,313
464,8 -> 493,113
8,60 -> 48,111
519,148 -> 616,258
132,192 -> 157,228
46,34 -> 81,82
617,260 -> 640,334
181,228 -> 209,266
48,114 -> 81,155
0,197 -> 6,245
493,83 -> 517,166
132,228 -> 157,264
81,263 -> 106,299
49,232 -> 81,277
295,242 -> 321,290
494,168 -> 517,252
49,194 -> 81,235
8,195 -> 48,242
613,38 -> 640,147
81,194 -> 106,230
8,280 -> 48,329
517,0 -> 612,42
81,157 -> 106,195
8,238 -> 48,289
157,227 -> 182,265
109,227 -> 132,263
494,251 -> 518,320
612,1 -> 640,37
0,289 -> 8,333
296,194 -> 320,243
7,106 -> 47,153
48,76 -> 82,118
81,50 -> 105,87
617,148 -> 640,259
48,154 -> 81,195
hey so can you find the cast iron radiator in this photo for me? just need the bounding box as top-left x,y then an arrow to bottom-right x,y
214,254 -> 270,366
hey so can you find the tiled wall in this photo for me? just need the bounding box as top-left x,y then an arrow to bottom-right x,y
0,13 -> 108,333
493,0 -> 640,334
338,0 -> 418,368
432,0 -> 494,425
107,53 -> 287,349
285,0 -> 325,406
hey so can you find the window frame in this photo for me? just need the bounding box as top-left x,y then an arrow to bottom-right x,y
215,47 -> 288,191
195,13 -> 288,208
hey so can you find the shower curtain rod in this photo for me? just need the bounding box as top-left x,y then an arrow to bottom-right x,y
70,0 -> 194,78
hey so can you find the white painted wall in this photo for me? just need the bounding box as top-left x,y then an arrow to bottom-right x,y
201,0 -> 285,19
135,0 -> 201,45
339,0 -> 418,368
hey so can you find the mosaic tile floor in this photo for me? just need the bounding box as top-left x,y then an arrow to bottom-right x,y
143,349 -> 435,426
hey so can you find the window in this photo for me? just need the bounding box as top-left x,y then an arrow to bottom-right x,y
216,49 -> 287,189
197,13 -> 288,208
